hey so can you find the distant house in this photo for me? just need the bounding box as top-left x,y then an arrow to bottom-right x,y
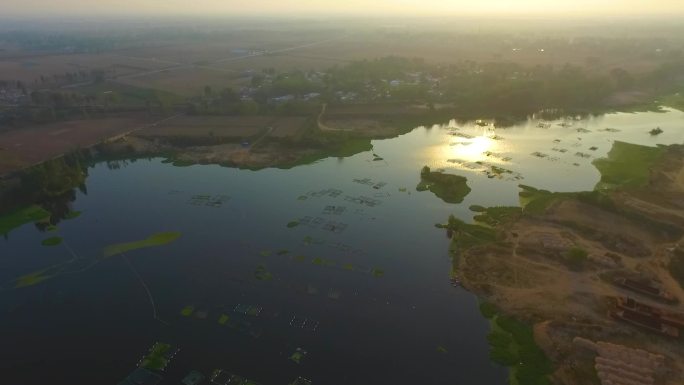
272,95 -> 295,103
303,92 -> 321,101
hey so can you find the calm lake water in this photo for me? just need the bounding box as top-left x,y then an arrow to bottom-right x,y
1,108 -> 683,385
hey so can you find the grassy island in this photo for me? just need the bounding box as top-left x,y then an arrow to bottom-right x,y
417,166 -> 471,204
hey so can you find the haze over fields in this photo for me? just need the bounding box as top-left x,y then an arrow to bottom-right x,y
2,0 -> 684,17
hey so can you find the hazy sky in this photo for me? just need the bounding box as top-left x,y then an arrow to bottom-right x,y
3,0 -> 684,17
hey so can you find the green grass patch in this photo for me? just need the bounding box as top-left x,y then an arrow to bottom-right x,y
565,247 -> 589,271
417,166 -> 471,204
469,205 -> 487,212
103,232 -> 181,257
669,249 -> 684,290
439,214 -> 497,254
0,205 -> 50,236
473,206 -> 522,227
593,141 -> 666,190
487,314 -> 553,385
41,237 -> 63,247
479,302 -> 498,319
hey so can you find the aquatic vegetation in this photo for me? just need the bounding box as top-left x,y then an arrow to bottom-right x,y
254,265 -> 273,280
293,255 -> 307,262
260,250 -> 271,257
181,305 -> 195,317
65,210 -> 82,219
343,263 -> 355,271
140,342 -> 174,371
593,141 -> 666,190
287,221 -> 300,228
218,314 -> 230,325
311,257 -> 324,265
437,214 -> 497,255
277,249 -> 289,255
13,269 -> 54,288
289,377 -> 312,385
416,166 -> 471,204
41,236 -> 63,246
103,232 -> 182,258
649,127 -> 663,136
437,346 -> 448,354
0,205 -> 50,236
371,268 -> 385,278
46,225 -> 58,232
289,348 -> 307,364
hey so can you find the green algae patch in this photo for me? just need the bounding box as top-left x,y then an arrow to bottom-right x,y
65,211 -> 82,219
593,141 -> 666,190
13,270 -> 53,288
0,205 -> 50,236
41,237 -> 63,247
103,232 -> 181,258
289,348 -> 307,364
218,314 -> 230,325
416,166 -> 471,204
140,342 -> 173,371
181,305 -> 195,317
254,265 -> 273,280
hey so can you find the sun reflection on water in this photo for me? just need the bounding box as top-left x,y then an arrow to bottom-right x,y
445,133 -> 499,163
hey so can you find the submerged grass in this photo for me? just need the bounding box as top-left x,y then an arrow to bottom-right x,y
41,237 -> 63,247
103,232 -> 182,257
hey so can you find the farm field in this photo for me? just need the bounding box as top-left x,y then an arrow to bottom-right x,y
0,53 -> 170,83
0,116 -> 152,174
115,66 -> 250,96
136,115 -> 308,140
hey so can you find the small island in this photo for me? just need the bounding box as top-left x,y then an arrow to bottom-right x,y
416,166 -> 472,204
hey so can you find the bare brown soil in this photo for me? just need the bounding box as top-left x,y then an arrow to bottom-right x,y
0,115 -> 153,175
457,145 -> 684,385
